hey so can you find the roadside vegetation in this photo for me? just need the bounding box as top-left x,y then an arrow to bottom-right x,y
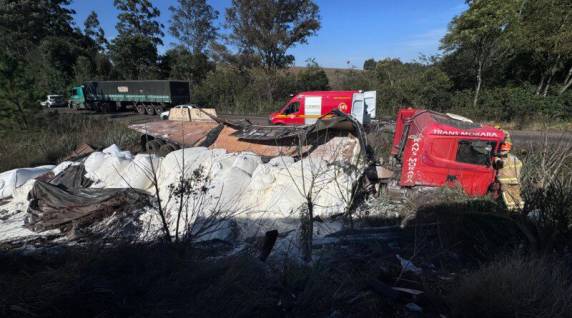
1,0 -> 571,129
0,111 -> 139,172
1,0 -> 572,317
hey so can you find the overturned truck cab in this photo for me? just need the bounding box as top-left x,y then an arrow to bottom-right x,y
389,109 -> 510,197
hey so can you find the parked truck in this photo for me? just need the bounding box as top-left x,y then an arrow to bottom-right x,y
269,90 -> 377,125
69,80 -> 191,115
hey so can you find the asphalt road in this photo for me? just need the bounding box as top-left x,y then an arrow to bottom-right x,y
218,114 -> 572,148
51,108 -> 571,148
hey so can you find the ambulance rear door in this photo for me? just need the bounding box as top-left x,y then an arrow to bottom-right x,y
304,96 -> 322,125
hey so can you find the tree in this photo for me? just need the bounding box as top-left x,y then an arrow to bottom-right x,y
441,0 -> 519,107
114,0 -> 164,45
110,0 -> 164,79
84,11 -> 108,52
225,0 -> 320,71
110,34 -> 159,80
0,0 -> 76,55
169,0 -> 219,54
73,55 -> 96,84
514,0 -> 572,95
0,51 -> 40,129
363,58 -> 376,71
297,58 -> 329,91
160,46 -> 214,85
35,36 -> 82,92
94,53 -> 114,80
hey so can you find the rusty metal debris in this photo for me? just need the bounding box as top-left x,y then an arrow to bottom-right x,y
130,109 -> 373,163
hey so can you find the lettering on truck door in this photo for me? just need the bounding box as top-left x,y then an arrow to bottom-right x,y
304,96 -> 322,125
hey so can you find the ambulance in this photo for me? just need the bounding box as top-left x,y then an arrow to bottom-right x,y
269,90 -> 377,125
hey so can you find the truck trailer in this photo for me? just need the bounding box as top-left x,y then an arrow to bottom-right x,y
69,80 -> 191,115
130,106 -> 519,204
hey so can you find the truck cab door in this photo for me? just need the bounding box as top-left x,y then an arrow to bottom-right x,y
351,91 -> 376,124
351,93 -> 365,123
304,96 -> 322,125
449,140 -> 497,196
363,91 -> 376,120
278,100 -> 304,125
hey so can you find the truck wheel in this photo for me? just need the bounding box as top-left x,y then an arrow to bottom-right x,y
159,143 -> 178,156
146,140 -> 162,154
153,105 -> 164,114
145,104 -> 156,115
136,104 -> 146,115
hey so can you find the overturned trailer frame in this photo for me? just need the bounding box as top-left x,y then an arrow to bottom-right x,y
129,108 -> 522,205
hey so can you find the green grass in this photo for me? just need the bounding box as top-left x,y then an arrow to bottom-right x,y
0,111 -> 140,172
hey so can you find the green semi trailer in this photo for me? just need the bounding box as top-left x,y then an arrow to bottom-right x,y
69,80 -> 191,115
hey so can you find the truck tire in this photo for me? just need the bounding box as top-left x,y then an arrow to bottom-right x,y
146,140 -> 163,154
159,143 -> 178,156
136,104 -> 146,115
145,104 -> 156,115
102,102 -> 117,113
153,104 -> 164,114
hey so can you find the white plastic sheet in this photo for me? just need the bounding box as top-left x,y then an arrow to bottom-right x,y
0,165 -> 55,199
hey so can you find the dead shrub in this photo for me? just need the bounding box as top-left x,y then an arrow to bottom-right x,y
518,136 -> 572,253
449,256 -> 572,318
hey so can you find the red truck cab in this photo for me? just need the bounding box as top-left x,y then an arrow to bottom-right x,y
270,90 -> 376,125
391,109 -> 506,196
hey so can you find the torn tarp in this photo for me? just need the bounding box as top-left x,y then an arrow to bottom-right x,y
49,164 -> 93,190
25,180 -> 149,233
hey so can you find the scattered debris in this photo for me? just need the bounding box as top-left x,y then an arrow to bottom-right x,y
26,179 -> 149,233
62,143 -> 95,161
405,302 -> 423,312
397,254 -> 422,274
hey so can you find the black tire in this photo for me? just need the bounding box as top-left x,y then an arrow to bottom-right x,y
159,143 -> 178,156
153,104 -> 164,114
146,140 -> 163,154
136,104 -> 146,115
101,103 -> 110,113
145,104 -> 156,115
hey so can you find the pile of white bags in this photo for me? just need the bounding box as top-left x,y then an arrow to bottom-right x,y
0,165 -> 55,200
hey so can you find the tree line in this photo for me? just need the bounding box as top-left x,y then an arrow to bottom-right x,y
0,0 -> 570,130
355,0 -> 571,124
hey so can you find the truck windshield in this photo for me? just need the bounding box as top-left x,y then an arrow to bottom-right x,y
283,102 -> 300,115
456,140 -> 496,166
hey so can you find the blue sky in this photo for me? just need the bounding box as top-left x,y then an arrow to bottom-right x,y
69,0 -> 467,68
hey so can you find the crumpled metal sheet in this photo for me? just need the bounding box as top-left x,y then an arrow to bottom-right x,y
231,124 -> 306,141
25,180 -> 149,233
63,143 -> 95,161
49,164 -> 93,191
130,121 -> 220,147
